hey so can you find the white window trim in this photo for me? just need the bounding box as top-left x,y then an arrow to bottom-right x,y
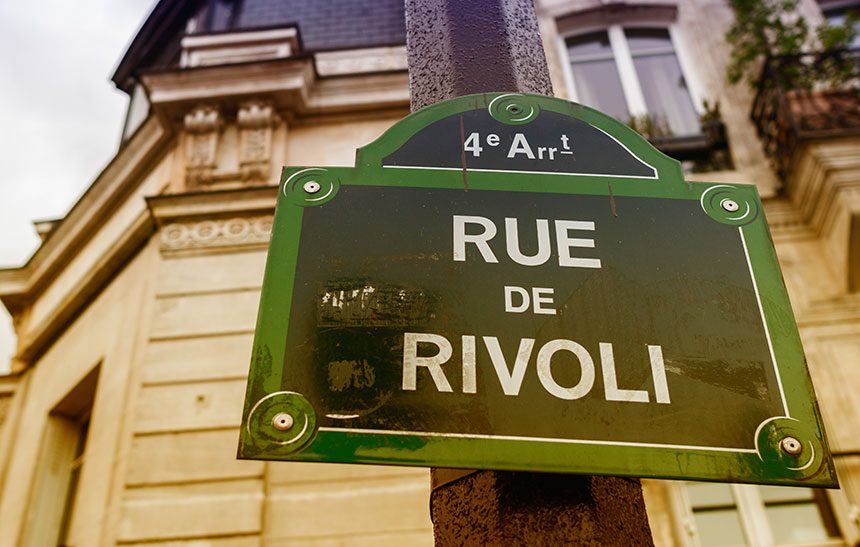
608,25 -> 648,116
557,23 -> 706,125
667,481 -> 849,547
733,484 -> 776,545
668,25 -> 706,117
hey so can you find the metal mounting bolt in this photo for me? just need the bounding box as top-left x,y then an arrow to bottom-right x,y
303,181 -> 321,194
272,412 -> 294,431
780,436 -> 803,456
721,199 -> 740,213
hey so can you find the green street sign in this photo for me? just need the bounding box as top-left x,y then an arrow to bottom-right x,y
238,93 -> 837,487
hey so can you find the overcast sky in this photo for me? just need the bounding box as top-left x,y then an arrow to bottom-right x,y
0,0 -> 155,373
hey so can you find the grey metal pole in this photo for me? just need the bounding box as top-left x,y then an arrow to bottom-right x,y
405,0 -> 655,543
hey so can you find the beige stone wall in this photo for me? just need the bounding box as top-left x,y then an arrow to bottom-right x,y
0,241 -> 159,545
0,373 -> 24,504
118,207 -> 433,544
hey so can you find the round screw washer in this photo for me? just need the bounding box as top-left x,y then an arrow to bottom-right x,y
780,436 -> 803,456
721,199 -> 740,213
272,412 -> 295,431
303,181 -> 321,194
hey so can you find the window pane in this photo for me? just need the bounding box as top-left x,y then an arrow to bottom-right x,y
759,485 -> 815,503
567,31 -> 613,59
632,52 -> 700,136
823,7 -> 860,48
687,482 -> 735,507
569,59 -> 630,123
204,0 -> 238,32
767,503 -> 834,544
626,28 -> 674,53
693,509 -> 746,547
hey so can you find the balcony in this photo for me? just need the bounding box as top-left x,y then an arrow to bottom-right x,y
751,49 -> 860,180
626,112 -> 733,174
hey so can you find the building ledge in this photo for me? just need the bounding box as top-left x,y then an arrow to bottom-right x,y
180,26 -> 300,69
141,57 -> 409,119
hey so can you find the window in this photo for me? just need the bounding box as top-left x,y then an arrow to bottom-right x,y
564,26 -> 701,138
191,0 -> 243,34
685,482 -> 842,546
23,366 -> 99,547
820,1 -> 860,48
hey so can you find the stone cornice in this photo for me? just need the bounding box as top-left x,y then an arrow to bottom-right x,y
148,185 -> 277,255
141,57 -> 409,119
762,198 -> 815,241
3,185 -> 278,367
315,46 -> 408,77
788,138 -> 860,237
147,185 -> 277,223
795,294 -> 860,328
18,213 -> 155,365
0,373 -> 19,393
159,215 -> 273,254
142,58 -> 315,113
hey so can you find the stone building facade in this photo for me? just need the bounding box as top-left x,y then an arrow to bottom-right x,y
0,0 -> 858,545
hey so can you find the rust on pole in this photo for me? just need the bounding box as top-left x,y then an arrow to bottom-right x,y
405,0 -> 656,543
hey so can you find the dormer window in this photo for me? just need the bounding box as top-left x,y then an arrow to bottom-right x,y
191,0 -> 242,34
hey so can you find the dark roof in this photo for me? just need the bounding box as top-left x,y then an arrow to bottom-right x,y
237,0 -> 405,51
112,0 -> 406,93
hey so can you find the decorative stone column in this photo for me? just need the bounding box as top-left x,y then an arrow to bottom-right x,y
237,101 -> 280,183
183,105 -> 222,185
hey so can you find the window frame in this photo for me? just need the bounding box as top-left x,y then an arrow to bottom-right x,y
670,481 -> 846,547
21,365 -> 100,547
557,22 -> 706,134
818,0 -> 860,48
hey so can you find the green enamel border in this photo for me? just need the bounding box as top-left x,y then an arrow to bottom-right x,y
238,93 -> 836,487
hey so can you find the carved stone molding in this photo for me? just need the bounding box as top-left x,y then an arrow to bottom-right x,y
237,101 -> 280,182
184,105 -> 222,184
159,215 -> 273,252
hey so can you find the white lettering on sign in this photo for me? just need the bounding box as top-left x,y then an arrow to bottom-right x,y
504,286 -> 556,315
484,336 -> 534,396
452,215 -> 499,263
536,339 -> 595,400
556,220 -> 601,269
401,333 -> 671,404
462,132 -> 573,160
452,215 -> 601,268
402,332 -> 453,392
507,133 -> 535,159
600,343 -> 648,403
462,335 -> 477,394
463,132 -> 502,157
506,218 -> 551,266
463,133 -> 483,157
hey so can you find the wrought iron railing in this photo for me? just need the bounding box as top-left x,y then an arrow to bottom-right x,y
751,49 -> 860,180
